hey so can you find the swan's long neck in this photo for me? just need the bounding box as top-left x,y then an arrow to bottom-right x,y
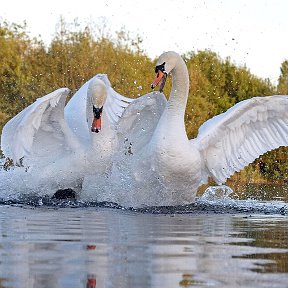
167,56 -> 189,119
86,93 -> 94,131
162,55 -> 189,136
151,54 -> 189,149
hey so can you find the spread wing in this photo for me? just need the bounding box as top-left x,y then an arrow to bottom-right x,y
192,95 -> 288,184
1,88 -> 78,164
116,92 -> 167,155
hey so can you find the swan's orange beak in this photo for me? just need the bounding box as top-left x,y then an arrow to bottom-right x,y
91,115 -> 101,133
151,70 -> 165,89
151,70 -> 167,92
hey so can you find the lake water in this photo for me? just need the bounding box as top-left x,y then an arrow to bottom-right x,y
0,192 -> 287,288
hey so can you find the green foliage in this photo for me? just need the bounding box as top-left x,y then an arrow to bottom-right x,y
184,50 -> 275,138
0,19 -> 287,183
277,60 -> 288,94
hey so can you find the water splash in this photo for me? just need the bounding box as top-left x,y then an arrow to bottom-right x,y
0,193 -> 287,216
201,185 -> 234,201
0,161 -> 287,215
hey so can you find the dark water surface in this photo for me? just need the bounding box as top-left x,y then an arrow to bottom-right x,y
0,197 -> 287,288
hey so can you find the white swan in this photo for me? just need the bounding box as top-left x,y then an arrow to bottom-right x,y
106,51 -> 288,207
0,74 -> 133,194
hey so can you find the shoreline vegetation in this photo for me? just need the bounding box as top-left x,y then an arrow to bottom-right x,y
0,19 -> 287,186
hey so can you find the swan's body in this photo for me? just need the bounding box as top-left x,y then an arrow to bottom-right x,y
105,51 -> 288,207
0,74 -> 133,194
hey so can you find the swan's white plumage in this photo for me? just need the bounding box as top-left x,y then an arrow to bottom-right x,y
116,92 -> 167,154
108,51 -> 288,207
1,88 -> 73,163
0,74 -> 135,194
194,95 -> 288,184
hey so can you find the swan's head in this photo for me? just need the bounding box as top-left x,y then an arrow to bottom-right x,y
151,51 -> 180,92
88,77 -> 107,133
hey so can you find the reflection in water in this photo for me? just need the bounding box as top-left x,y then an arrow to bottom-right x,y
86,276 -> 96,288
86,245 -> 97,288
179,274 -> 200,287
0,205 -> 287,288
230,215 -> 288,274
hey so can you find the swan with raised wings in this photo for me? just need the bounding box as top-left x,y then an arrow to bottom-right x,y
108,51 -> 288,207
0,74 -> 134,194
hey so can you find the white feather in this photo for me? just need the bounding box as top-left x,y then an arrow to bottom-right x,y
194,96 -> 288,184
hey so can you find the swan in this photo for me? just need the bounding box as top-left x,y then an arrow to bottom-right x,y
0,74 -> 134,195
106,51 -> 288,207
